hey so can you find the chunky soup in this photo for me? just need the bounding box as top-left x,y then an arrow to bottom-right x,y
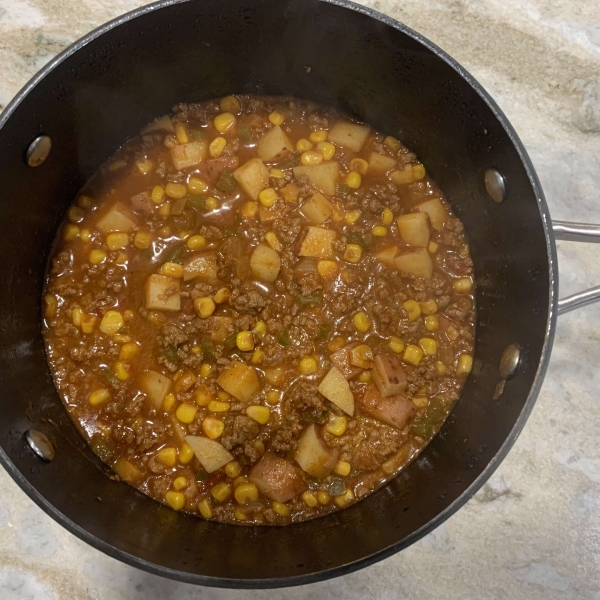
43,96 -> 475,524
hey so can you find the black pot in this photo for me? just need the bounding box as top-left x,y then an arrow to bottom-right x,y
0,0 -> 597,588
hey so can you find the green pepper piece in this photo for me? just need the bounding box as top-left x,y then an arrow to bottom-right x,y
317,323 -> 332,340
328,476 -> 346,496
90,436 -> 115,461
280,152 -> 301,169
163,245 -> 184,265
347,231 -> 368,250
162,346 -> 180,365
337,183 -> 350,198
223,228 -> 238,238
273,102 -> 294,120
101,367 -> 117,383
200,339 -> 215,363
296,293 -> 322,307
223,333 -> 238,352
140,248 -> 153,260
277,330 -> 291,347
188,129 -> 205,142
410,417 -> 434,439
216,168 -> 237,193
187,195 -> 206,212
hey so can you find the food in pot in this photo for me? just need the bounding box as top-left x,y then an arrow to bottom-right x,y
42,95 -> 475,524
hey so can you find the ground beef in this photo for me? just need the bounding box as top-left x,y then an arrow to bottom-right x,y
221,416 -> 261,451
230,289 -> 266,312
158,323 -> 189,347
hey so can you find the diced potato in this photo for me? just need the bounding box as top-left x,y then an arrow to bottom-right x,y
145,274 -> 181,311
96,202 -> 136,234
210,316 -> 235,343
233,158 -> 270,200
256,125 -> 294,162
250,244 -> 281,283
374,245 -> 398,267
168,415 -> 188,444
298,226 -> 336,259
368,151 -> 397,174
317,366 -> 355,416
258,205 -> 277,222
217,361 -> 260,402
359,385 -> 416,429
139,370 -> 173,408
295,424 -> 339,478
113,458 -> 144,483
293,161 -> 339,196
183,252 -> 219,283
329,344 -> 361,379
170,141 -> 208,170
141,115 -> 175,134
394,248 -> 433,279
416,198 -> 448,230
327,122 -> 370,152
350,344 -> 374,369
396,213 -> 430,247
185,435 -> 233,473
300,193 -> 335,225
249,452 -> 307,502
371,354 -> 407,397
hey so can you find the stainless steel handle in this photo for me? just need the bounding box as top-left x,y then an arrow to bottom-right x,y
553,221 -> 600,315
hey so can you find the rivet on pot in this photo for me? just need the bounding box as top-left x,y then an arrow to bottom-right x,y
26,135 -> 52,167
499,344 -> 521,380
485,168 -> 505,203
24,429 -> 55,462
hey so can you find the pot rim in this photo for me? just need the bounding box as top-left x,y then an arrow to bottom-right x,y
0,0 -> 559,589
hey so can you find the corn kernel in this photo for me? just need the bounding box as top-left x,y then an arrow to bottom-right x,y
254,439 -> 265,455
88,249 -> 106,264
404,344 -> 424,366
421,317 -> 438,335
176,443 -> 194,466
158,203 -> 172,218
412,164 -> 426,180
199,363 -> 213,378
459,244 -> 470,257
353,311 -> 371,333
382,207 -> 394,226
208,400 -> 230,413
350,158 -> 369,176
214,112 -> 236,133
156,447 -> 177,467
194,297 -> 215,319
81,314 -> 97,334
173,476 -> 188,492
317,260 -> 338,278
186,177 -> 207,195
402,299 -> 421,321
241,201 -> 258,219
345,172 -> 362,189
198,498 -> 213,519
165,491 -> 185,511
246,405 -> 270,425
89,388 -> 110,406
413,396 -> 429,408
372,226 -> 387,237
270,168 -> 285,179
67,206 -> 85,224
345,209 -> 362,224
302,491 -> 318,508
328,337 -> 345,353
334,488 -> 355,508
176,403 -> 198,424
235,483 -> 259,504
268,110 -> 284,125
105,233 -> 129,251
206,196 -> 218,211
163,392 -> 176,411
436,361 -> 447,376
184,235 -> 205,252
71,306 -> 83,328
202,417 -> 225,439
147,311 -> 167,326
258,187 -> 277,207
220,95 -> 241,113
299,357 -> 318,375
309,130 -> 328,143
264,231 -> 282,252
173,121 -> 189,144
211,482 -> 232,503
135,157 -> 154,175
428,241 -> 439,254
420,300 -> 438,315
77,195 -> 94,209
113,361 -> 129,381
454,277 -> 473,294
194,386 -> 212,407
158,262 -> 183,279
235,507 -> 249,521
358,371 -> 371,383
272,501 -> 290,516
388,336 -> 405,354
316,141 -> 335,160
296,138 -> 313,152
133,231 -> 152,249
175,372 -> 197,394
384,136 -> 402,152
344,244 -> 362,263
251,349 -> 263,364
98,311 -> 124,337
211,287 -> 229,304
225,461 -> 242,478
334,460 -> 351,477
44,294 -> 58,319
317,490 -> 331,505
236,331 -> 254,352
79,228 -> 92,243
123,309 -> 134,320
332,207 -> 346,222
419,337 -> 437,356
209,136 -> 227,158
325,414 -> 347,436
300,150 -> 323,166
165,182 -> 187,199
457,354 -> 473,376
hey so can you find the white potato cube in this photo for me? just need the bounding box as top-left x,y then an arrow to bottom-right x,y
416,198 -> 447,230
256,126 -> 294,162
396,213 -> 430,247
185,436 -> 234,473
233,158 -> 270,200
300,193 -> 335,224
141,115 -> 175,134
295,424 -> 339,478
139,370 -> 172,408
96,202 -> 136,234
170,141 -> 207,170
145,274 -> 181,311
317,366 -> 355,416
368,151 -> 397,174
293,161 -> 339,196
183,252 -> 219,283
374,245 -> 398,267
298,226 -> 336,259
394,248 -> 433,279
217,361 -> 260,402
250,243 -> 281,283
328,122 -> 370,152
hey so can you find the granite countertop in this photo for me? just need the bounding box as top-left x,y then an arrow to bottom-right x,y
1,0 -> 600,598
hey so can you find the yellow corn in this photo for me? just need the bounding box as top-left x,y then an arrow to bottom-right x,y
334,488 -> 355,508
202,417 -> 225,439
266,390 -> 281,405
77,194 -> 94,208
264,231 -> 282,251
68,206 -> 84,223
344,244 -> 362,263
436,361 -> 447,376
412,164 -> 426,180
235,483 -> 259,504
186,235 -> 206,251
382,207 -> 394,226
235,507 -> 249,521
173,476 -> 188,491
115,251 -> 128,265
325,414 -> 347,436
178,442 -> 194,465
402,299 -> 421,321
454,277 -> 473,294
302,491 -> 318,508
236,331 -> 254,351
218,390 -> 230,401
174,121 -> 189,144
296,138 -> 313,152
345,172 -> 361,189
300,151 -> 323,166
89,388 -> 110,407
317,490 -> 331,505
195,386 -> 212,406
273,501 -> 290,516
99,310 -> 124,335
384,136 -> 402,152
268,110 -> 284,125
241,201 -> 258,219
270,168 -> 284,179
420,300 -> 438,315
246,405 -> 270,425
106,233 -> 129,251
199,363 -> 213,378
424,315 -> 439,332
214,112 -> 236,133
88,249 -> 106,264
160,262 -> 184,278
206,196 -> 218,211
135,157 -> 154,175
309,130 -> 328,143
123,309 -> 134,321
388,336 -> 405,354
299,357 -> 318,375
71,306 -> 84,328
44,294 -> 58,319
317,260 -> 338,278
350,158 -> 369,176
459,244 -> 470,257
419,337 -> 437,356
161,392 -> 175,411
133,231 -> 152,249
316,141 -> 335,160
165,491 -> 185,511
209,136 -> 227,158
220,95 -> 241,113
358,371 -> 371,383
428,241 -> 439,254
147,311 -> 167,326
404,344 -> 424,366
198,498 -> 213,519
251,349 -> 263,364
413,396 -> 429,408
251,322 -> 266,340
113,361 -> 129,381
156,447 -> 177,467
334,460 -> 351,477
372,226 -> 387,237
194,297 -> 215,319
328,337 -> 345,353
353,311 -> 371,333
151,185 -> 165,204
187,176 -> 208,195
118,343 -> 138,361
456,354 -> 473,376
213,287 -> 231,304
165,182 -> 187,199
176,403 -> 198,424
158,204 -> 171,218
254,439 -> 265,455
208,400 -> 230,413
211,482 -> 232,503
225,461 -> 242,478
258,187 -> 278,207
345,209 -> 362,224
80,228 -> 92,243
175,372 -> 197,394
81,314 -> 97,334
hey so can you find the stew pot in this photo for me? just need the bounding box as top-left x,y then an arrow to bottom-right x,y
0,0 -> 598,588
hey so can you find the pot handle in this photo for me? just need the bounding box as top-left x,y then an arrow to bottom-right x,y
553,221 -> 600,315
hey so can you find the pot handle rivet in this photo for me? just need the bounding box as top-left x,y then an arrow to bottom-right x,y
485,169 -> 505,203
499,344 -> 521,380
24,429 -> 55,462
26,135 -> 52,167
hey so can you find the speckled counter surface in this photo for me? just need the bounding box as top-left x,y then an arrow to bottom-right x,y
1,0 -> 600,598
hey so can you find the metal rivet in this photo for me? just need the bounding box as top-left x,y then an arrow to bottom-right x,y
485,169 -> 505,203
24,429 -> 55,462
26,135 -> 52,167
499,344 -> 521,380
